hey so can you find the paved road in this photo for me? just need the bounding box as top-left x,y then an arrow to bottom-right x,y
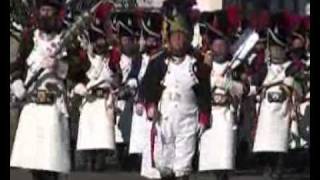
10,169 -> 309,180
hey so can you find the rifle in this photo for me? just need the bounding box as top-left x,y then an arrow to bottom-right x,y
222,29 -> 259,77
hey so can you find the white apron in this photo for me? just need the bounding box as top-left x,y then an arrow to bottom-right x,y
199,106 -> 236,171
199,61 -> 237,171
142,55 -> 199,178
253,61 -> 293,153
76,53 -> 116,150
10,30 -> 71,173
129,54 -> 151,154
129,106 -> 149,154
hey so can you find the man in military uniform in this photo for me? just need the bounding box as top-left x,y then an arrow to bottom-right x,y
251,12 -> 304,180
112,11 -> 141,169
197,10 -> 249,180
140,2 -> 211,179
72,2 -> 122,172
126,11 -> 164,171
10,0 -> 83,179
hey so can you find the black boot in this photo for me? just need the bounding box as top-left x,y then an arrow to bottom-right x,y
116,144 -> 128,170
161,176 -> 176,180
31,170 -> 59,180
271,154 -> 285,180
86,150 -> 96,171
127,154 -> 142,171
263,165 -> 273,179
175,175 -> 189,180
215,171 -> 229,180
214,172 -> 222,180
221,171 -> 229,180
94,150 -> 107,172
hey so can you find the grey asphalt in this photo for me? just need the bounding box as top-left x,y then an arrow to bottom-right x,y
10,169 -> 309,180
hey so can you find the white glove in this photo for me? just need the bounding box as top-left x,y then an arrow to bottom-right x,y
248,85 -> 257,96
73,83 -> 88,96
127,78 -> 138,89
283,77 -> 294,87
11,79 -> 26,100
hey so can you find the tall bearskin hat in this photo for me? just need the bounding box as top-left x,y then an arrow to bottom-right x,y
267,11 -> 290,47
198,10 -> 229,42
86,2 -> 114,42
140,11 -> 163,39
250,10 -> 271,42
94,2 -> 114,27
287,14 -> 309,44
111,11 -> 140,37
225,5 -> 242,35
36,0 -> 63,10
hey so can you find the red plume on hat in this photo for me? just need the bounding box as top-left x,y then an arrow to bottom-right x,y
289,14 -> 303,31
133,7 -> 144,29
94,2 -> 114,26
225,5 -> 241,33
90,2 -> 114,37
189,8 -> 201,24
281,12 -> 306,42
281,10 -> 295,34
133,7 -> 144,19
250,10 -> 270,32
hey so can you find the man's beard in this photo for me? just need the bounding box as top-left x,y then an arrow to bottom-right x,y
145,44 -> 158,54
93,46 -> 108,55
38,17 -> 58,33
170,47 -> 187,57
122,44 -> 139,57
214,55 -> 227,63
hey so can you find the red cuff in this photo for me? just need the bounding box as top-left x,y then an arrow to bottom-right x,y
199,111 -> 210,127
145,102 -> 155,111
79,49 -> 87,62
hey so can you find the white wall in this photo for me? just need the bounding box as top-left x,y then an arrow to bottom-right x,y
195,0 -> 223,12
136,0 -> 165,8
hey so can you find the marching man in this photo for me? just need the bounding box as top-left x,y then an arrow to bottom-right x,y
127,11 -> 164,169
73,2 -> 122,171
112,11 -> 141,169
251,13 -> 304,180
10,0 -> 77,179
140,4 -> 211,180
198,11 -> 249,180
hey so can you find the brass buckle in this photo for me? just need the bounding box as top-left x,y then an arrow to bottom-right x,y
96,89 -> 104,97
37,90 -> 48,103
212,93 -> 229,105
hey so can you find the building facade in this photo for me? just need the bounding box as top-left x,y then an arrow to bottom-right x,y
223,0 -> 310,15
